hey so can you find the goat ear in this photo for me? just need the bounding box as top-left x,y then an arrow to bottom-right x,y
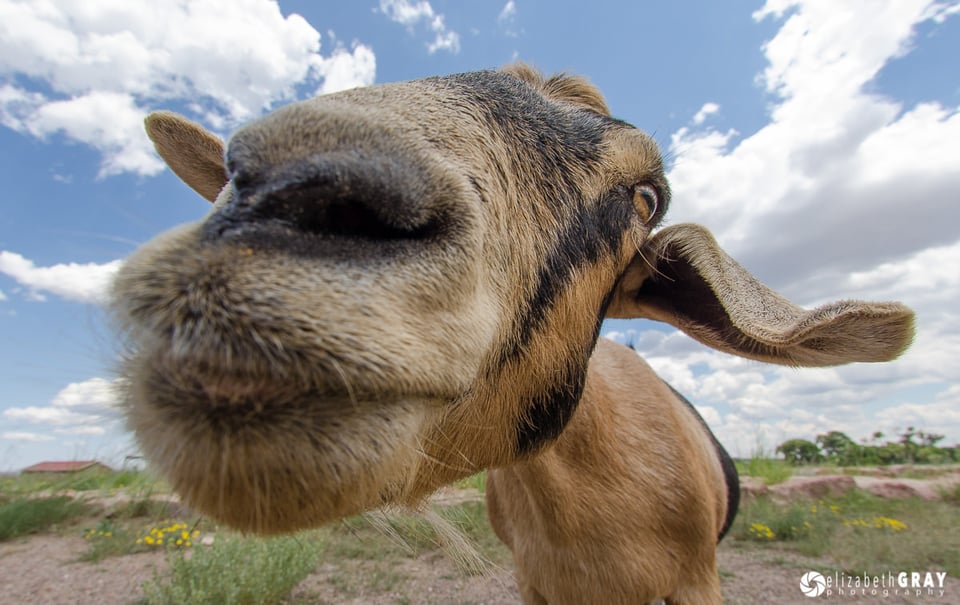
606,223 -> 915,367
145,111 -> 227,202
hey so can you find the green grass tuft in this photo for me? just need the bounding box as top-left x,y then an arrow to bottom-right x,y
454,472 -> 487,491
0,496 -> 89,541
1,469 -> 167,496
140,532 -> 322,605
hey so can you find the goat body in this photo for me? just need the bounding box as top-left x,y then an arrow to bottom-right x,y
489,338 -> 736,604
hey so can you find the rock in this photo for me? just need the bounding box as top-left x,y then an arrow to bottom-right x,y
768,475 -> 856,502
738,477 -> 769,500
854,477 -> 940,501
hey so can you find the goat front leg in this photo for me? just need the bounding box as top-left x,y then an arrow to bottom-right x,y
664,570 -> 723,605
516,573 -> 549,605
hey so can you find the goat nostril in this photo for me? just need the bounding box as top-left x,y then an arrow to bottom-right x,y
261,184 -> 437,241
208,152 -> 447,249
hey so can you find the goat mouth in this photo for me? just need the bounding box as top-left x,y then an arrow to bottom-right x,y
128,348 -> 438,417
124,357 -> 434,533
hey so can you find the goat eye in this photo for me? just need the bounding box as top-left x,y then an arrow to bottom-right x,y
632,185 -> 659,224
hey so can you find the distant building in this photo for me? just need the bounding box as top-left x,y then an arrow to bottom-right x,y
21,460 -> 113,474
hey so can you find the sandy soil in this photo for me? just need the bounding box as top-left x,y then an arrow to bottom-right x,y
2,475 -> 958,605
3,531 -> 959,604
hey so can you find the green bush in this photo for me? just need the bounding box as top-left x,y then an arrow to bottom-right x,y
141,532 -> 322,605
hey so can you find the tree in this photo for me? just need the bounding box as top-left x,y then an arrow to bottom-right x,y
816,431 -> 855,458
776,439 -> 822,465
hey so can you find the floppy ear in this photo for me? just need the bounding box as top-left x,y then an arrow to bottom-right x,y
145,111 -> 227,202
606,223 -> 915,367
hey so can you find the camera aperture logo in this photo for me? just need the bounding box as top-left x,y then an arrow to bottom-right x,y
800,571 -> 827,597
799,570 -> 949,599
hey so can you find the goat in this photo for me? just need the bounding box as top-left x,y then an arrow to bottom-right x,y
112,65 -> 914,604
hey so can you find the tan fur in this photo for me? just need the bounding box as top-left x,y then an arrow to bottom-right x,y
488,339 -> 727,604
113,67 -> 915,603
606,223 -> 916,366
144,111 -> 227,201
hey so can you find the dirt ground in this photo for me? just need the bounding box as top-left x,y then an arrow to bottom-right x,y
2,531 -> 958,604
2,474 -> 958,605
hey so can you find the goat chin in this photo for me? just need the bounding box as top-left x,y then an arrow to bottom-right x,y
124,367 -> 438,533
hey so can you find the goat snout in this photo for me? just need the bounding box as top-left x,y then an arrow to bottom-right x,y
211,152 -> 446,246
203,108 -> 473,258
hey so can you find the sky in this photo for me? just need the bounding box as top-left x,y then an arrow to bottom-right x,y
0,0 -> 958,471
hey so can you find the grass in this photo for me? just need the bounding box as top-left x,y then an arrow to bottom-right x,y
1,468 -> 166,496
139,532 -> 323,605
454,472 -> 487,491
736,454 -> 793,485
324,501 -> 508,568
0,496 -> 89,541
938,482 -> 960,505
8,462 -> 955,603
733,490 -> 960,576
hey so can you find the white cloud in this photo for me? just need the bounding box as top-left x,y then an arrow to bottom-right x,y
691,102 -> 719,125
316,43 -> 377,96
379,0 -> 461,54
4,406 -> 95,426
667,0 -> 960,294
0,0 -> 377,177
51,377 -> 120,411
498,1 -> 520,37
1,431 -> 54,442
22,91 -> 161,177
54,426 -> 107,436
499,0 -> 517,23
642,1 -> 960,454
0,251 -> 122,304
379,0 -> 435,25
3,377 -> 121,433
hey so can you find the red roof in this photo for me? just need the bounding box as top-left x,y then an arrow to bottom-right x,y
21,460 -> 109,473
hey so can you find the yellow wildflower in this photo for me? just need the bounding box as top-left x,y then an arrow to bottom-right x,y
748,523 -> 775,540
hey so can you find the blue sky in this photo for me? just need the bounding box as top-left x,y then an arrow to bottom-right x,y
1,0 -> 958,470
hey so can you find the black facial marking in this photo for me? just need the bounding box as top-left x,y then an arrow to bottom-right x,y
664,383 -> 741,542
514,288 -> 620,456
515,361 -> 587,456
435,71 -> 609,212
506,187 -> 636,362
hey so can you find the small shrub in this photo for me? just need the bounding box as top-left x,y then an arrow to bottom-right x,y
747,522 -> 775,541
113,498 -> 172,520
80,519 -> 140,562
137,521 -> 199,549
939,482 -> 960,505
0,496 -> 88,541
141,532 -> 322,605
735,497 -> 824,544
